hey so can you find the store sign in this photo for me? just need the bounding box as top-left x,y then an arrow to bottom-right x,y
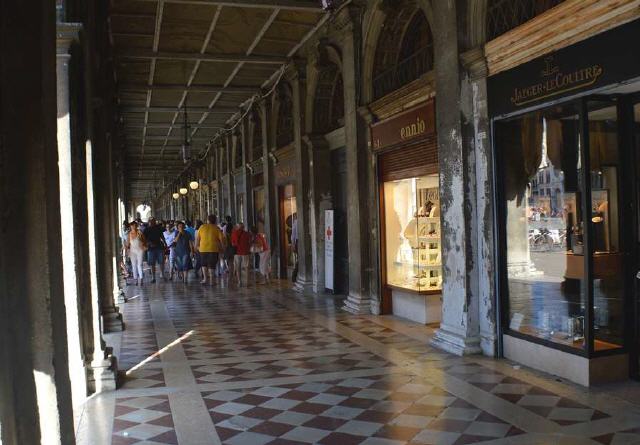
370,100 -> 435,151
324,210 -> 334,292
488,19 -> 640,117
510,56 -> 603,107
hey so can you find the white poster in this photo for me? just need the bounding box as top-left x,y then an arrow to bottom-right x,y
324,210 -> 334,292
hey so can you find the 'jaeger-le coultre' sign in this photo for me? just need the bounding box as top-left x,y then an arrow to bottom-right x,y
370,100 -> 435,152
488,18 -> 640,118
510,56 -> 603,107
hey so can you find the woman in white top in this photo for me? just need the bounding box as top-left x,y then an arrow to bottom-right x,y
126,221 -> 147,285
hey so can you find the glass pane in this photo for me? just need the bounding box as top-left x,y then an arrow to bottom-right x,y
588,103 -> 624,350
499,104 -> 587,350
384,175 -> 441,292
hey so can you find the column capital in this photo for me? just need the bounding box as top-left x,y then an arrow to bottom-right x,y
285,58 -> 306,82
56,22 -> 82,55
302,133 -> 330,151
460,46 -> 488,81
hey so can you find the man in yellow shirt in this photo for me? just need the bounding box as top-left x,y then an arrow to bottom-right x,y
195,214 -> 225,285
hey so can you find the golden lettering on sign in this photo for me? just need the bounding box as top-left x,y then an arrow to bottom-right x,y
511,55 -> 603,107
277,166 -> 293,179
400,117 -> 426,140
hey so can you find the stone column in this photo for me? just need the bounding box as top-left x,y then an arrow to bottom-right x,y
260,98 -> 277,251
241,119 -> 253,225
289,67 -> 313,291
226,135 -> 235,219
107,137 -> 127,306
429,1 -> 483,355
56,22 -> 89,411
339,7 -> 372,313
0,1 -> 75,441
216,145 -> 225,219
85,137 -> 118,391
303,135 -> 333,292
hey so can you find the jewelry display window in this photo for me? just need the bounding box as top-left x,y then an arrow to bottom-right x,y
383,174 -> 442,293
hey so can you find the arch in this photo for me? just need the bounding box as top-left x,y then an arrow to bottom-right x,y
311,61 -> 344,134
362,0 -> 435,102
487,0 -> 565,41
275,81 -> 294,149
135,203 -> 152,222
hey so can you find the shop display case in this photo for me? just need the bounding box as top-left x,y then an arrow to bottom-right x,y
383,174 -> 442,293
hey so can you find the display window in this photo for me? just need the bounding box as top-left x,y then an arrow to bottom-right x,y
496,99 -> 627,354
383,174 -> 441,293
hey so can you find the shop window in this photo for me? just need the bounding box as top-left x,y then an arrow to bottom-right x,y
373,11 -> 433,100
498,105 -> 587,350
497,101 -> 625,353
487,0 -> 566,41
383,174 -> 441,292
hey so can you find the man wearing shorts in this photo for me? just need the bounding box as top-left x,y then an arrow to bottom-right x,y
196,214 -> 225,285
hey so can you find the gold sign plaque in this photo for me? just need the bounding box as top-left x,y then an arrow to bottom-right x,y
510,55 -> 603,107
370,100 -> 435,152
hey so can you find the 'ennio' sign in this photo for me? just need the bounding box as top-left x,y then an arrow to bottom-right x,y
370,100 -> 435,152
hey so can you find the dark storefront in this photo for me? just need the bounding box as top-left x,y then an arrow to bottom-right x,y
490,19 -> 640,385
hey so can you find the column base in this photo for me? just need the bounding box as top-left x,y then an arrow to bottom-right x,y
342,293 -> 371,315
370,299 -> 381,315
88,348 -> 118,393
115,287 -> 127,305
102,306 -> 124,332
430,324 -> 482,356
293,277 -> 314,293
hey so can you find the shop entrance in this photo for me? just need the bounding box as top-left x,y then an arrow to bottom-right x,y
632,95 -> 640,379
330,147 -> 349,294
278,184 -> 296,280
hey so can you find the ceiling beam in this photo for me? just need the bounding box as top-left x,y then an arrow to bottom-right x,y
118,83 -> 260,94
127,0 -> 323,11
125,123 -> 223,129
117,48 -> 288,64
122,106 -> 236,113
127,136 -> 212,141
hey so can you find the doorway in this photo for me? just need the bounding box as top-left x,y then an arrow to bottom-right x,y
278,184 -> 296,280
330,148 -> 349,294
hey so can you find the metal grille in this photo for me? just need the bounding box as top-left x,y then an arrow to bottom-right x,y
276,93 -> 294,149
372,12 -> 433,100
487,0 -> 566,41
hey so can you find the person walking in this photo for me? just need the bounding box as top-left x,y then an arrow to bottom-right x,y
250,226 -> 270,285
143,217 -> 167,283
232,223 -> 252,287
163,222 -> 177,280
173,221 -> 194,283
195,214 -> 225,285
126,221 -> 147,286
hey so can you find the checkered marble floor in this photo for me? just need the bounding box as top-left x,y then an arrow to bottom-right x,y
76,280 -> 640,445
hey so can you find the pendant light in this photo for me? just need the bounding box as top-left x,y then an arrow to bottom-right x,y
172,192 -> 180,199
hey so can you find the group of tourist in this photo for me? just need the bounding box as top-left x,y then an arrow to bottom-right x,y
120,215 -> 271,287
